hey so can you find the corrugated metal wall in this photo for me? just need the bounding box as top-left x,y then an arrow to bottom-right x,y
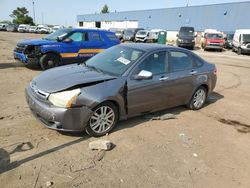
77,2 -> 250,32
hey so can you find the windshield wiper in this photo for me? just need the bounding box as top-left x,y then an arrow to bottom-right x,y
86,65 -> 103,73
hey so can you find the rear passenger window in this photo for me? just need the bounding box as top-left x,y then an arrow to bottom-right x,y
88,32 -> 102,42
192,54 -> 204,67
106,33 -> 118,41
169,51 -> 193,71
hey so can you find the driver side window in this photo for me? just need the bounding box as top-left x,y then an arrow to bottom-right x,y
136,51 -> 168,75
68,32 -> 84,42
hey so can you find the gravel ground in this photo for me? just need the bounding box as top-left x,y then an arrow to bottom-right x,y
0,32 -> 250,188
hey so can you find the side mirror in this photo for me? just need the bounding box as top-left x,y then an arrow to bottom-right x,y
134,70 -> 153,80
57,36 -> 63,42
195,34 -> 197,38
176,34 -> 179,37
63,38 -> 73,43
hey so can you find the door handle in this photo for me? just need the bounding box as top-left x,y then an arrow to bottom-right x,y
190,70 -> 198,75
159,76 -> 169,81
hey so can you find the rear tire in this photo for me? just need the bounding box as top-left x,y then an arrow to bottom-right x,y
187,86 -> 207,110
85,102 -> 118,137
237,48 -> 242,55
39,53 -> 61,70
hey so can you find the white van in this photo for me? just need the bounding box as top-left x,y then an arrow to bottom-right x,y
18,24 -> 30,32
232,29 -> 250,55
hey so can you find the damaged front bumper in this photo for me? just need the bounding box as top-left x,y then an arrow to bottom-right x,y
14,44 -> 41,64
25,86 -> 93,132
14,51 -> 40,64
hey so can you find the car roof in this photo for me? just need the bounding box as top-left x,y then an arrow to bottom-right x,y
235,29 -> 250,34
72,28 -> 113,33
120,43 -> 188,52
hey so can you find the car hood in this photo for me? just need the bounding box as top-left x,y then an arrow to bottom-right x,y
136,34 -> 147,37
124,33 -> 134,37
32,64 -> 116,93
18,38 -> 57,46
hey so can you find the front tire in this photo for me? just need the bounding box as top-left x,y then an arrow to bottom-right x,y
85,102 -> 118,137
187,86 -> 207,110
39,53 -> 61,70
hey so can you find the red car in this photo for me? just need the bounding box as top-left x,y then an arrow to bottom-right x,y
202,32 -> 225,51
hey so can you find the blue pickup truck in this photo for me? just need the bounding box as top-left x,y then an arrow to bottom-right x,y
14,28 -> 120,69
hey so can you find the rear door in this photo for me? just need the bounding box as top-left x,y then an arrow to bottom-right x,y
79,31 -> 106,59
167,50 -> 198,106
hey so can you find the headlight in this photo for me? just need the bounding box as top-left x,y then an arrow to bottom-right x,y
192,39 -> 195,42
178,39 -> 183,42
48,88 -> 81,108
34,45 -> 41,54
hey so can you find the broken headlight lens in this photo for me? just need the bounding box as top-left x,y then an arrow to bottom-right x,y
48,88 -> 81,108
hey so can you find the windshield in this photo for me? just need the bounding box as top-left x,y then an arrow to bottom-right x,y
116,31 -> 123,34
242,34 -> 250,42
124,30 -> 134,35
85,45 -> 144,76
43,28 -> 72,40
179,27 -> 194,37
137,31 -> 147,35
227,34 -> 234,40
30,26 -> 36,29
206,33 -> 223,39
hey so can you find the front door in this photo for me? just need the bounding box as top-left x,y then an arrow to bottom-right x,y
127,50 -> 171,117
60,31 -> 86,63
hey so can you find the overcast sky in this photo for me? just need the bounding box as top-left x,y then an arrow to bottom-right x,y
0,0 -> 249,26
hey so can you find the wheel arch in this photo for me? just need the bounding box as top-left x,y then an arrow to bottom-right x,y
42,50 -> 62,62
97,99 -> 121,120
200,84 -> 209,93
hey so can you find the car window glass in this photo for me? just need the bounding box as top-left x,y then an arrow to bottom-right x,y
136,51 -> 168,75
68,32 -> 83,42
170,51 -> 193,71
88,32 -> 102,42
105,33 -> 118,41
86,46 -> 144,76
192,53 -> 204,67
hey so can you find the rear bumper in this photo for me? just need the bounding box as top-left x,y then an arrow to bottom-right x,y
25,86 -> 93,132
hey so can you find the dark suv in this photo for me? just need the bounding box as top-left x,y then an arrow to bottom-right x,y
176,27 -> 196,49
123,28 -> 144,42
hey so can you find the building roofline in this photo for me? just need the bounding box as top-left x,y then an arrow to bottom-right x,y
77,1 -> 250,17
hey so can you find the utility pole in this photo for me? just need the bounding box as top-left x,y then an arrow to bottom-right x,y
186,0 -> 189,7
32,0 -> 36,24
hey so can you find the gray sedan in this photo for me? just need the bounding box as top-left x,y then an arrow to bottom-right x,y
25,44 -> 217,137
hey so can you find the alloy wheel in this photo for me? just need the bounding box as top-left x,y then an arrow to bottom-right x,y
89,106 -> 115,134
193,89 -> 206,109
